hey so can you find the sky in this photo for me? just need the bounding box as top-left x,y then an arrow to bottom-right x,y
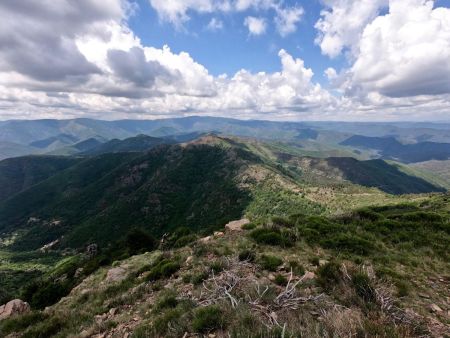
0,0 -> 449,121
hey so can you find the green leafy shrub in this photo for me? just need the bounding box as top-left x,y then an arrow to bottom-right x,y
274,274 -> 287,286
288,260 -> 305,276
395,280 -> 410,297
154,291 -> 178,311
320,233 -> 376,255
191,270 -> 209,285
21,279 -> 73,309
192,306 -> 226,333
317,261 -> 341,290
173,234 -> 197,248
0,311 -> 48,336
271,216 -> 294,227
238,249 -> 256,262
241,223 -> 257,230
22,316 -> 64,338
250,228 -> 294,247
125,228 -> 157,255
352,273 -> 376,302
259,255 -> 282,271
146,259 -> 180,281
209,260 -> 225,273
355,208 -> 384,222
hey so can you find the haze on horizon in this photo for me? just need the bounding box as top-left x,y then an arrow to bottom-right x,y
0,0 -> 449,122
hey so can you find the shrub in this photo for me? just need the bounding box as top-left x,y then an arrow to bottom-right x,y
152,308 -> 184,335
0,312 -> 48,336
21,316 -> 64,338
173,234 -> 197,248
192,306 -> 226,333
271,216 -> 294,228
125,228 -> 156,255
355,208 -> 384,222
320,233 -> 375,255
395,280 -> 410,297
209,260 -> 225,274
250,228 -> 294,247
191,270 -> 209,285
154,291 -> 178,311
259,255 -> 282,271
146,259 -> 180,281
352,273 -> 376,302
21,279 -> 73,310
317,261 -> 341,290
288,260 -> 305,276
274,274 -> 287,286
241,223 -> 257,230
238,249 -> 256,262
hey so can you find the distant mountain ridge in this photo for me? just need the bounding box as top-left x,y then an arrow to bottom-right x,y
341,135 -> 450,163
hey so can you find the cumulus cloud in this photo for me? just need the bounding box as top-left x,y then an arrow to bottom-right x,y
274,6 -> 304,37
315,0 -> 388,58
0,0 -> 449,122
0,0 -> 133,82
244,17 -> 267,36
350,0 -> 450,97
206,18 -> 224,31
148,0 -> 303,36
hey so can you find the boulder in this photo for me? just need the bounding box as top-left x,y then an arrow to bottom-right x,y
429,304 -> 443,313
0,299 -> 31,320
224,218 -> 250,232
106,267 -> 127,282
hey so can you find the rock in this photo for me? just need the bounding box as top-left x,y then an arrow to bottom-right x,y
185,256 -> 194,264
106,267 -> 127,282
213,231 -> 224,237
318,259 -> 328,267
109,308 -> 117,316
225,218 -> 250,232
268,273 -> 276,281
0,299 -> 31,320
419,293 -> 430,299
302,271 -> 316,281
429,304 -> 443,313
199,236 -> 212,243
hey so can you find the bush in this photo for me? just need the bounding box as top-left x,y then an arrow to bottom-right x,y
355,208 -> 384,222
352,273 -> 376,302
209,260 -> 225,274
320,233 -> 376,255
238,249 -> 256,262
395,280 -> 410,297
146,259 -> 180,281
152,308 -> 184,335
271,216 -> 294,228
21,316 -> 64,338
241,223 -> 257,230
191,270 -> 209,285
250,228 -> 294,247
125,228 -> 157,255
259,255 -> 282,271
274,274 -> 287,286
288,260 -> 305,276
192,306 -> 226,333
21,279 -> 73,309
0,312 -> 48,336
317,261 -> 341,290
154,291 -> 178,311
173,234 -> 197,248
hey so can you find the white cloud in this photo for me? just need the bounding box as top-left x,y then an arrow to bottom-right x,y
349,0 -> 450,97
274,5 -> 304,37
244,16 -> 267,36
206,17 -> 223,31
148,0 -> 303,36
315,0 -> 388,58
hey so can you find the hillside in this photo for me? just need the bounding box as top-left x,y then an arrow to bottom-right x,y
0,156 -> 80,202
0,194 -> 448,337
341,135 -> 450,163
0,136 -> 444,253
